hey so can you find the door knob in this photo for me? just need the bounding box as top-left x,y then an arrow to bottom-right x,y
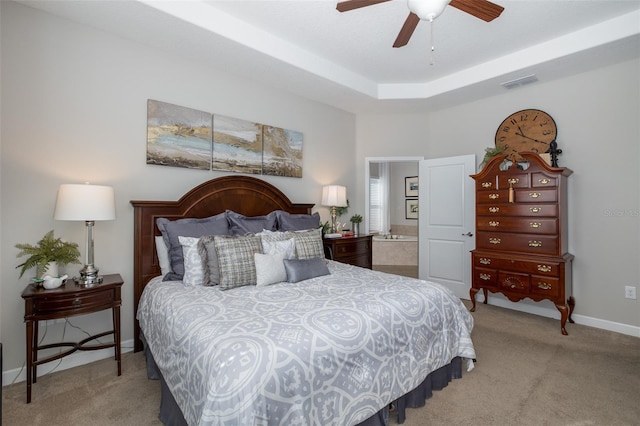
462,232 -> 473,237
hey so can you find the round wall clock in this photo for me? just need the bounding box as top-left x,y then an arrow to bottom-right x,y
495,109 -> 557,162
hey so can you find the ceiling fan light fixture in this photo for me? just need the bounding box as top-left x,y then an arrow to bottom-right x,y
407,0 -> 451,21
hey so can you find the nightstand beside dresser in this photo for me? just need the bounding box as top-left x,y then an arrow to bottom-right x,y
21,273 -> 123,403
323,234 -> 373,269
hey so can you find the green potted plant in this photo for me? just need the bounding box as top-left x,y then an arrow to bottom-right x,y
349,214 -> 363,235
479,145 -> 505,169
15,230 -> 81,280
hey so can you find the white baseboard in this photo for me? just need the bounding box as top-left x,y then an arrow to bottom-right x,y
486,296 -> 640,337
2,339 -> 135,387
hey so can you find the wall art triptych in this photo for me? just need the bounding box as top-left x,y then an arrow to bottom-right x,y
146,99 -> 303,178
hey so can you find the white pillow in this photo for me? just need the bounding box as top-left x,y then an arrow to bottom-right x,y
255,252 -> 287,286
261,237 -> 296,259
155,236 -> 171,277
178,236 -> 205,286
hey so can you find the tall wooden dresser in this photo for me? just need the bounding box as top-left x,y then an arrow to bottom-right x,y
470,152 -> 574,334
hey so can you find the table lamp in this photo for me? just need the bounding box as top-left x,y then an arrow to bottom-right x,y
54,183 -> 116,285
321,185 -> 347,234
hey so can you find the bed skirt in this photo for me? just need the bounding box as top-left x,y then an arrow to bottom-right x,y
142,336 -> 463,425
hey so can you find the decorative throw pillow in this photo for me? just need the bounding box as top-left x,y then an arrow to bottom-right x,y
292,228 -> 324,260
214,235 -> 263,290
178,236 -> 205,286
254,252 -> 287,286
156,213 -> 229,281
283,257 -> 330,283
261,238 -> 296,259
198,236 -> 221,286
275,210 -> 321,231
227,210 -> 277,236
155,236 -> 171,277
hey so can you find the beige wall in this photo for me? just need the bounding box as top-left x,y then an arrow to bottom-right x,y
0,2 -> 356,372
356,58 -> 640,331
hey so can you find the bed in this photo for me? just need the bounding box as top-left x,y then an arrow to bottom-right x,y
131,175 -> 476,426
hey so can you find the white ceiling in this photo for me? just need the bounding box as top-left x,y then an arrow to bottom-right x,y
17,0 -> 640,113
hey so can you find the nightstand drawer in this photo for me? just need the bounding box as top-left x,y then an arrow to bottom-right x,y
32,289 -> 116,316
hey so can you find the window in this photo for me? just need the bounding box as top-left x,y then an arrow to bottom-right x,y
369,178 -> 382,233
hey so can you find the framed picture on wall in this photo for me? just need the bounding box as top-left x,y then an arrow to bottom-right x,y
405,176 -> 418,197
405,198 -> 418,220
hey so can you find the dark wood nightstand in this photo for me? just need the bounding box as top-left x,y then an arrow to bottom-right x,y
21,273 -> 123,403
323,234 -> 373,269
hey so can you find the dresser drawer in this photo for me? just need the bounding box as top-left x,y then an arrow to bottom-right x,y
32,289 -> 116,316
333,239 -> 370,256
530,275 -> 561,298
498,271 -> 530,294
476,232 -> 559,255
530,172 -> 558,188
472,267 -> 498,289
476,190 -> 509,204
514,188 -> 557,203
473,253 -> 561,277
497,173 -> 530,189
477,203 -> 558,217
477,217 -> 558,234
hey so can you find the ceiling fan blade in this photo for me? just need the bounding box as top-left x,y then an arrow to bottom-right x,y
393,13 -> 420,48
449,0 -> 504,22
336,0 -> 392,13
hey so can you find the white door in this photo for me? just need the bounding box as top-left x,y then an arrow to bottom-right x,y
419,155 -> 476,299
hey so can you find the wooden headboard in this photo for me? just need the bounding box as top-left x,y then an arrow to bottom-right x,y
130,175 -> 313,352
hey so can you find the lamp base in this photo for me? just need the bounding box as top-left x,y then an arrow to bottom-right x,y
74,275 -> 103,287
74,264 -> 103,286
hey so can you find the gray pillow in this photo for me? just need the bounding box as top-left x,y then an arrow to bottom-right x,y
283,257 -> 330,283
157,213 -> 229,281
275,210 -> 321,231
226,210 -> 277,236
197,236 -> 221,286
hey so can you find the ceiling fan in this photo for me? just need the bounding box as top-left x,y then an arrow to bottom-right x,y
336,0 -> 505,48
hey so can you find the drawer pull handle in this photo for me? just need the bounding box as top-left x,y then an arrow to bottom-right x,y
480,273 -> 491,281
507,178 -> 519,184
481,182 -> 492,188
537,282 -> 552,290
537,265 -> 552,272
529,192 -> 541,198
530,222 -> 541,228
528,240 -> 542,247
489,193 -> 499,200
479,258 -> 491,265
489,207 -> 500,213
530,207 -> 541,213
72,299 -> 82,307
538,178 -> 550,185
489,221 -> 500,227
489,237 -> 501,245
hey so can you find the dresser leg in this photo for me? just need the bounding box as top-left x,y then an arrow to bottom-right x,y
567,296 -> 575,324
555,302 -> 569,335
469,288 -> 478,311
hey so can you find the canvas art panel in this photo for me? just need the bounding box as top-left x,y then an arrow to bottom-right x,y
213,115 -> 263,174
262,125 -> 303,178
146,99 -> 212,170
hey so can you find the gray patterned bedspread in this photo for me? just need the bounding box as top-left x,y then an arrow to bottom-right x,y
137,261 -> 476,426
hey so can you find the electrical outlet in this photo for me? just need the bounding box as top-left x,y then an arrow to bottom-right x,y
624,286 -> 637,300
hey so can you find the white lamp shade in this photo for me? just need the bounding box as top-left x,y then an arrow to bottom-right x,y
407,0 -> 450,20
321,185 -> 347,207
54,184 -> 116,221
